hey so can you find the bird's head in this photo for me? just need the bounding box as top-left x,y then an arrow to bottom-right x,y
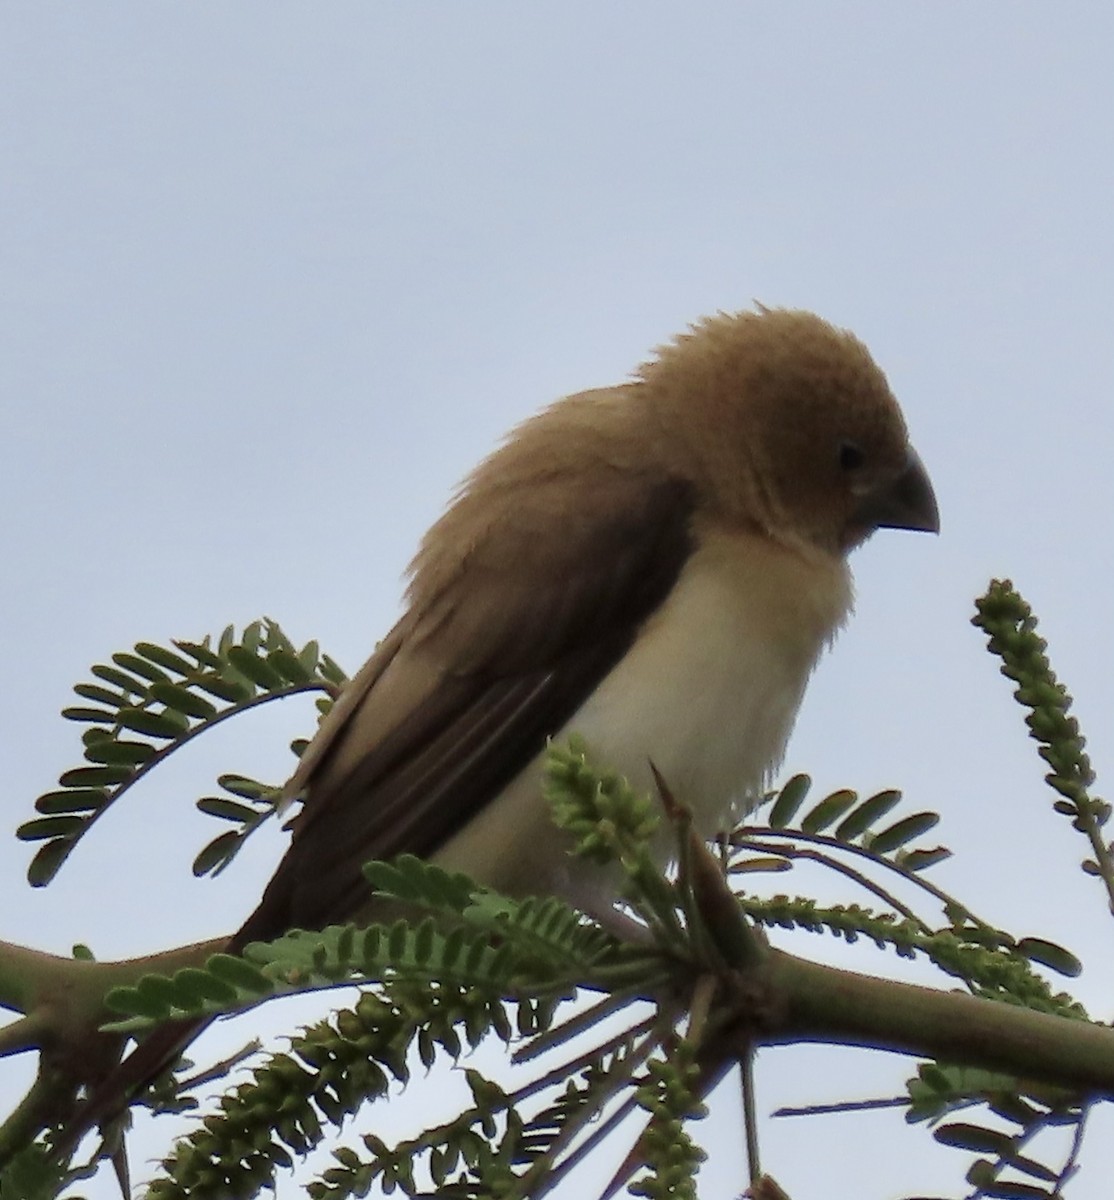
640,306 -> 939,557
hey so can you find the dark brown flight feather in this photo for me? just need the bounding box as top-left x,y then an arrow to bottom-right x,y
235,466 -> 696,944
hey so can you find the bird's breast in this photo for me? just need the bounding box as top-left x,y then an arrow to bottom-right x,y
570,525 -> 852,831
433,527 -> 851,903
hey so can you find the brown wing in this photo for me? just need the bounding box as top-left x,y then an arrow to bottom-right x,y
232,464 -> 695,947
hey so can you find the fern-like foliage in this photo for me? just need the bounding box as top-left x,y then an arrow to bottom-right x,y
16,620 -> 345,884
733,774 -> 1082,1009
129,804 -> 703,1198
3,582 -> 1110,1200
904,1062 -> 1088,1200
973,580 -> 1114,905
734,770 -> 1092,1199
144,988 -> 694,1200
626,1039 -> 707,1200
738,582 -> 1104,1199
102,859 -> 637,1034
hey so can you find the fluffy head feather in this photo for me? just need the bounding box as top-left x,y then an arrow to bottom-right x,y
638,307 -> 929,554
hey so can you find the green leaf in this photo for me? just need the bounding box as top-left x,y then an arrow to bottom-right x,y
193,671 -> 253,703
228,645 -> 286,689
35,787 -> 106,814
61,705 -> 115,724
898,847 -> 952,873
206,953 -> 272,995
728,855 -> 792,875
934,1121 -> 1014,1154
240,621 -> 263,655
413,919 -> 434,965
18,814 -> 86,841
73,682 -> 130,708
361,927 -> 383,964
965,1159 -> 996,1188
970,1180 -> 1050,1198
365,859 -> 414,901
1002,1153 -> 1058,1183
218,774 -> 275,800
387,920 -> 409,963
800,788 -> 857,834
430,1143 -> 453,1186
319,655 -> 349,686
916,1062 -> 952,1093
867,811 -> 940,855
27,838 -> 76,885
267,648 -> 313,684
103,986 -> 163,1019
834,788 -> 903,841
90,664 -> 148,695
150,681 -> 219,720
298,639 -> 320,674
988,1094 -> 1043,1127
82,739 -> 157,767
1015,937 -> 1082,978
112,651 -> 172,685
58,764 -> 133,788
263,620 -> 296,652
171,966 -> 238,1005
134,641 -> 197,675
117,706 -> 190,738
335,924 -> 355,966
193,830 -> 242,877
173,639 -> 225,670
197,797 -> 259,823
133,972 -> 181,1015
953,924 -> 1014,951
767,774 -> 811,828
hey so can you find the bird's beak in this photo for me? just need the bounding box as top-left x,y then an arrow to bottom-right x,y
856,447 -> 940,535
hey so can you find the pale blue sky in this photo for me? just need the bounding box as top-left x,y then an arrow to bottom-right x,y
2,5 -> 1112,1198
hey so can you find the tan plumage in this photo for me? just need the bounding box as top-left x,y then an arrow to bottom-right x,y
243,306 -> 935,936
63,305 -> 938,1148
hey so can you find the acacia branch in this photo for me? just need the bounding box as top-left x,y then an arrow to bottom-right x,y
0,935 -> 227,1165
734,949 -> 1114,1096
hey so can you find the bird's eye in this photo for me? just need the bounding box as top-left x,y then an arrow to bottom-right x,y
838,441 -> 865,472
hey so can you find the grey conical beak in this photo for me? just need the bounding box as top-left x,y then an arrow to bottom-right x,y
857,447 -> 940,535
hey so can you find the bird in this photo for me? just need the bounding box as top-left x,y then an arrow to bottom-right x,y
60,304 -> 938,1154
